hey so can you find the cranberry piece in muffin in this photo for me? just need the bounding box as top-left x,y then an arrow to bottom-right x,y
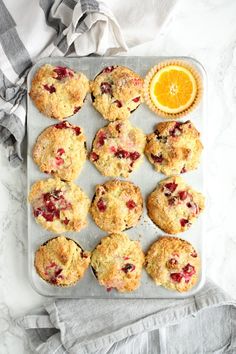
43,84 -> 56,93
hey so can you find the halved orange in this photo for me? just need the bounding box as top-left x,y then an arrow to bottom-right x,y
149,65 -> 198,115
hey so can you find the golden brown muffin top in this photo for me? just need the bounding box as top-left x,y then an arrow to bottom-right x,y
33,121 -> 87,181
90,120 -> 145,178
35,236 -> 90,286
90,179 -> 143,233
29,178 -> 90,233
30,64 -> 89,120
145,236 -> 200,292
91,232 -> 144,292
145,120 -> 203,175
147,175 -> 205,234
90,65 -> 144,121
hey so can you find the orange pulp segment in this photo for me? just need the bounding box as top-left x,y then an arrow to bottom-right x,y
150,65 -> 197,114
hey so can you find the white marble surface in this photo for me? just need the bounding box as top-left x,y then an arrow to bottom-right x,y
1,0 -> 236,352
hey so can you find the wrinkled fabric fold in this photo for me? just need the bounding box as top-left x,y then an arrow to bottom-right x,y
16,280 -> 236,354
0,0 -> 127,166
0,0 -> 178,166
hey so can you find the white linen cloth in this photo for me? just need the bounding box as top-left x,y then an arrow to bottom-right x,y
0,0 -> 178,166
16,279 -> 236,353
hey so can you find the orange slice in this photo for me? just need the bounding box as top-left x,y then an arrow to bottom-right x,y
149,65 -> 197,114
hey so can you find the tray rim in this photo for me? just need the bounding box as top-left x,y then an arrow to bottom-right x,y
27,55 -> 207,299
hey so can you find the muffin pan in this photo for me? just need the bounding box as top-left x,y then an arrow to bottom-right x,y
27,56 -> 206,298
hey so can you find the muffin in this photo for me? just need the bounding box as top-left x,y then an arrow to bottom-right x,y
29,64 -> 89,120
90,180 -> 143,233
90,65 -> 144,121
34,236 -> 90,286
145,236 -> 200,292
33,121 -> 87,181
91,233 -> 144,292
144,60 -> 202,119
145,120 -> 203,175
147,176 -> 205,234
90,120 -> 145,178
29,178 -> 90,233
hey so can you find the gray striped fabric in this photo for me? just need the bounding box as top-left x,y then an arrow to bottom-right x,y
0,0 -> 127,166
0,0 -> 16,34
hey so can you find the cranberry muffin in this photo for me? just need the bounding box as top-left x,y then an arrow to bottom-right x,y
145,121 -> 203,175
90,180 -> 143,233
90,120 -> 145,178
91,233 -> 144,292
33,121 -> 87,181
29,64 -> 89,120
34,236 -> 90,286
147,176 -> 205,234
90,65 -> 144,121
145,236 -> 200,292
29,178 -> 90,233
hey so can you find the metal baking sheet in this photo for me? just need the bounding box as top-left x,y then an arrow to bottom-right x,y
27,56 -> 206,298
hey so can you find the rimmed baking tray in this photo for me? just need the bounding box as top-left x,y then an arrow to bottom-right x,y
27,56 -> 206,298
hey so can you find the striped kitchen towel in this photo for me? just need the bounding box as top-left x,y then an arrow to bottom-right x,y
0,0 -> 127,166
16,279 -> 236,354
0,0 -> 178,166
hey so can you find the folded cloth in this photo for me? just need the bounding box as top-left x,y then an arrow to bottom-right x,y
16,279 -> 236,354
0,0 -> 178,167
